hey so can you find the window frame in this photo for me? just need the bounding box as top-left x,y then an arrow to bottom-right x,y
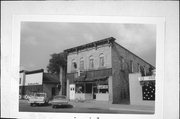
71,59 -> 77,72
89,55 -> 94,69
130,60 -> 133,73
99,53 -> 105,68
79,57 -> 84,71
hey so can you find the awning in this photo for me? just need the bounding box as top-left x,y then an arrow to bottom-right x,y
74,76 -> 108,83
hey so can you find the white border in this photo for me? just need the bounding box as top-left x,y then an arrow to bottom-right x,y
9,15 -> 165,119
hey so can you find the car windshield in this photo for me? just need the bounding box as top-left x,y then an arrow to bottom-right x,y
54,95 -> 66,99
35,93 -> 45,97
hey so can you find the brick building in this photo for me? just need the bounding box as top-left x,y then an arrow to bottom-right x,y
64,37 -> 155,104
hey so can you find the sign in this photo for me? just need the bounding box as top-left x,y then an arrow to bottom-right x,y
97,85 -> 108,89
25,72 -> 43,86
138,76 -> 155,81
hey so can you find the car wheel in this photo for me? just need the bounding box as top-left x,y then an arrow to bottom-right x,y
45,101 -> 48,105
32,103 -> 36,107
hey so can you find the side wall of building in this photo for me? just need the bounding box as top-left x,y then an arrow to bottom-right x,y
43,84 -> 59,100
111,42 -> 154,104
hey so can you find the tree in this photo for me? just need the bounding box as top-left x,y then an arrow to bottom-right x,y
47,52 -> 67,76
47,52 -> 67,95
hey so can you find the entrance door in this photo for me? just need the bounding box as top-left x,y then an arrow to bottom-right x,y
69,84 -> 75,100
52,87 -> 56,97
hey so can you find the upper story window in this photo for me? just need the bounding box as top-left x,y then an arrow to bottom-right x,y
140,66 -> 145,76
19,78 -> 21,84
137,63 -> 140,72
130,60 -> 133,73
71,59 -> 77,72
120,56 -> 125,71
144,66 -> 146,76
79,57 -> 84,71
99,53 -> 105,67
89,55 -> 94,69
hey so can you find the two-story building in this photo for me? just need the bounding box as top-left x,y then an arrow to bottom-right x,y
64,37 -> 155,104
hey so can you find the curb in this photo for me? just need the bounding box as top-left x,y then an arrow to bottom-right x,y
109,107 -> 154,113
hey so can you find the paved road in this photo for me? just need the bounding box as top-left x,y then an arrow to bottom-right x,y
19,100 -> 153,114
19,101 -> 118,113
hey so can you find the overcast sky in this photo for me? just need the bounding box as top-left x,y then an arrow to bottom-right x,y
20,22 -> 156,71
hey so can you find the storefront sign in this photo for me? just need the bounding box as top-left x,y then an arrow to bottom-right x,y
25,72 -> 43,86
97,85 -> 108,89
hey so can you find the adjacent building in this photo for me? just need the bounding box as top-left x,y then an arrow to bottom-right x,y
129,71 -> 155,106
64,37 -> 155,104
19,69 -> 60,99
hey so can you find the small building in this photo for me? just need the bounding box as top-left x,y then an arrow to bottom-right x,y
129,72 -> 155,106
19,69 -> 60,99
64,37 -> 155,104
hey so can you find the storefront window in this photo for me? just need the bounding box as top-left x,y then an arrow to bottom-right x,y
97,85 -> 108,93
85,83 -> 92,93
76,83 -> 85,93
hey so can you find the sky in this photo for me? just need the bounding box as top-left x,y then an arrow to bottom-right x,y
20,22 -> 156,71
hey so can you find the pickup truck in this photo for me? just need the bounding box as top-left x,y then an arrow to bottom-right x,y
28,93 -> 49,106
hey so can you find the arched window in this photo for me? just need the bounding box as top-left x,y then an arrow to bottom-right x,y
79,57 -> 84,71
71,59 -> 77,72
99,53 -> 105,67
89,55 -> 94,69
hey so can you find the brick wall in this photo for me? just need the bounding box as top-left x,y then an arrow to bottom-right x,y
111,42 -> 155,104
67,44 -> 112,73
43,84 -> 58,99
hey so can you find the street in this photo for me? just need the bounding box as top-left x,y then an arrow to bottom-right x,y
19,100 -> 154,114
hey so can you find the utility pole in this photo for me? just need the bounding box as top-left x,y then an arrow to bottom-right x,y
59,66 -> 63,95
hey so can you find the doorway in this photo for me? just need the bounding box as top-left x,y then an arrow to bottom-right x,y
69,84 -> 75,100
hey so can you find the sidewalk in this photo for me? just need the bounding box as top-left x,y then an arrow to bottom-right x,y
109,104 -> 154,113
69,100 -> 154,113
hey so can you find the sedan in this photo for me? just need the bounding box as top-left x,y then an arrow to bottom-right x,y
51,95 -> 69,108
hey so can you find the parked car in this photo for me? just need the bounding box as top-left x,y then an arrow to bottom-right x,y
28,93 -> 49,106
51,95 -> 69,108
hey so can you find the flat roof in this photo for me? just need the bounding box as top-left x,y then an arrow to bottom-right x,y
19,69 -> 44,75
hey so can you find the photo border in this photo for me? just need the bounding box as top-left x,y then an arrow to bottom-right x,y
7,15 -> 165,119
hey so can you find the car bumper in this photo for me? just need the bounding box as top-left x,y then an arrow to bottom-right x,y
51,102 -> 68,105
28,101 -> 45,104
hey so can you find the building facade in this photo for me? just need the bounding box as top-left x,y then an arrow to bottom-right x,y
64,37 -> 155,104
19,69 -> 60,99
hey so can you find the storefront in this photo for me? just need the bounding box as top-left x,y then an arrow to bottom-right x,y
69,76 -> 110,101
19,69 -> 60,99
